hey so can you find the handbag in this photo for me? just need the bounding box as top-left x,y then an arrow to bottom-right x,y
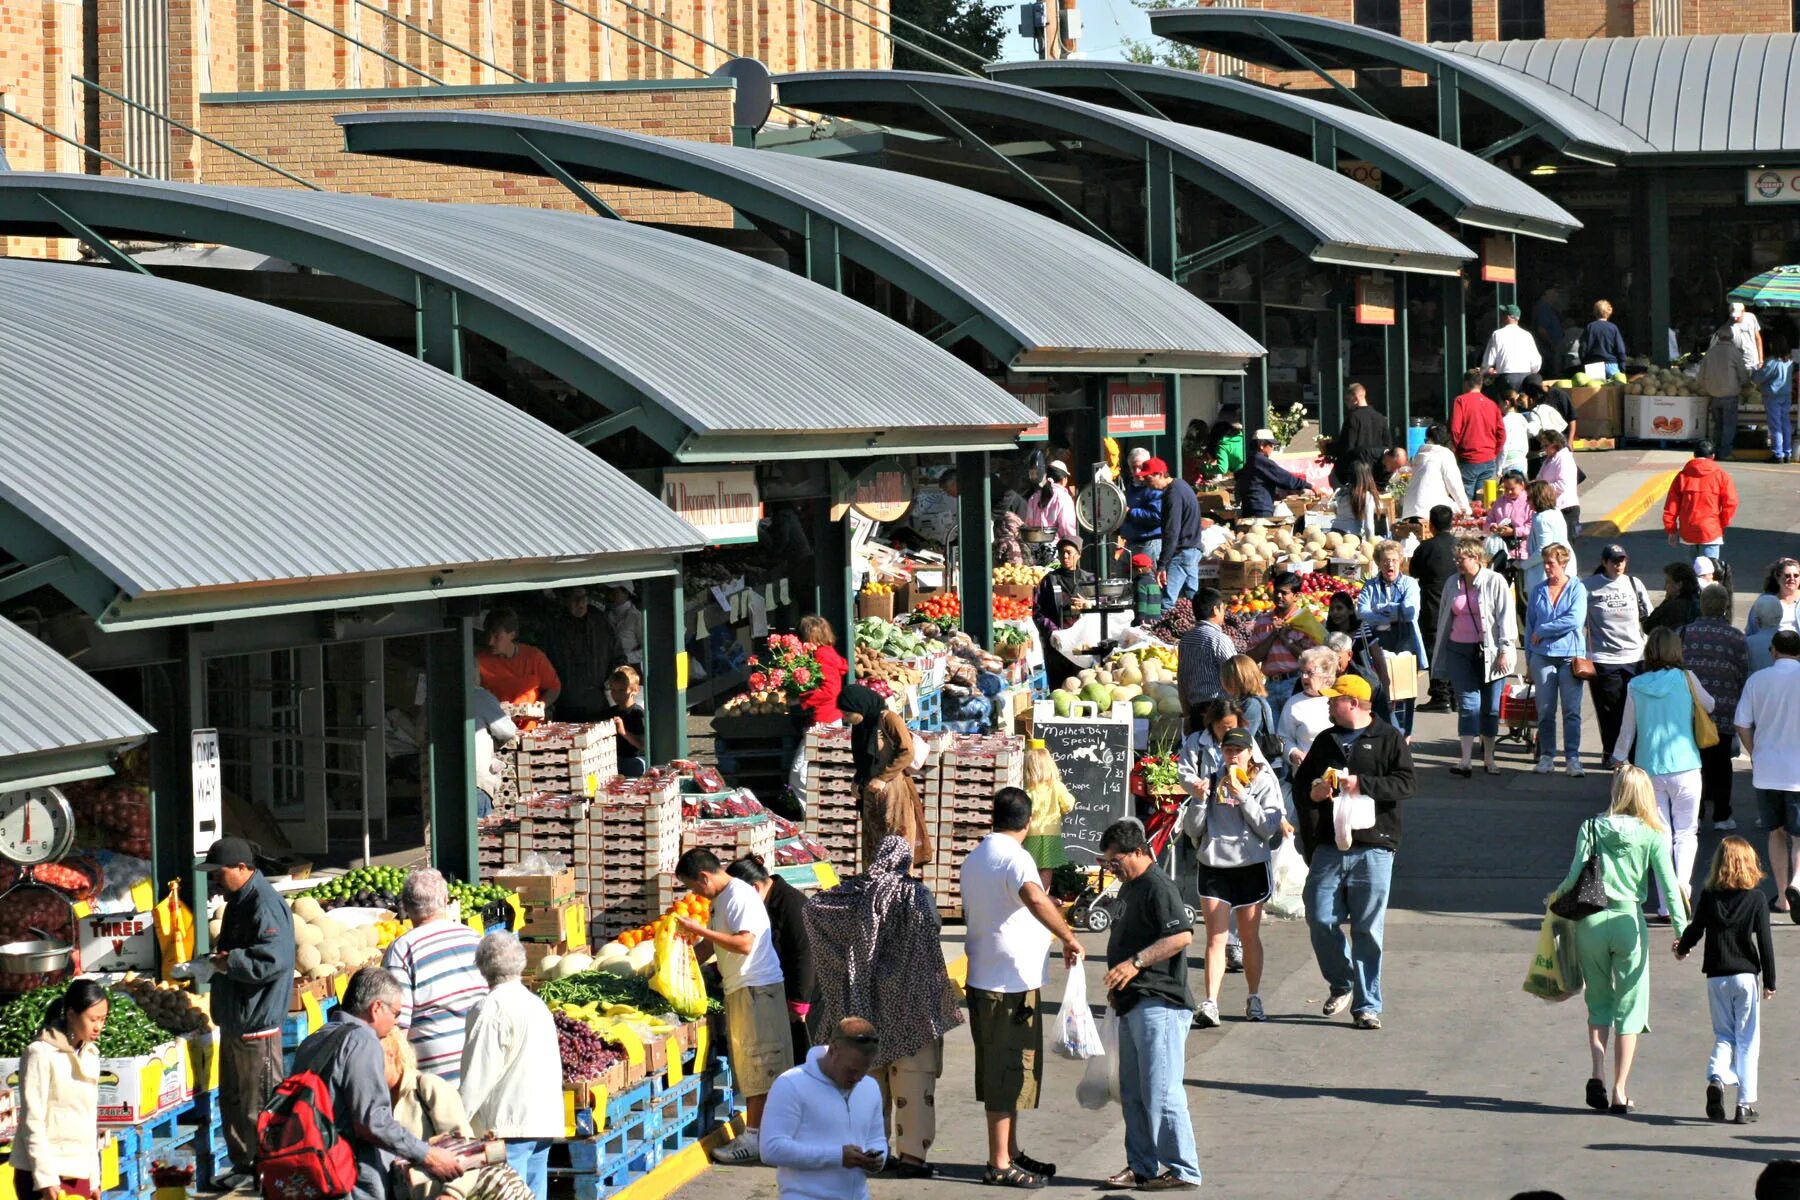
1550,818 -> 1607,921
1569,656 -> 1597,680
1687,672 -> 1720,750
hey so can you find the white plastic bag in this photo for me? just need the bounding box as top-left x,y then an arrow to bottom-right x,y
1331,789 -> 1376,851
1075,1010 -> 1122,1109
1054,963 -> 1102,1060
1266,835 -> 1309,920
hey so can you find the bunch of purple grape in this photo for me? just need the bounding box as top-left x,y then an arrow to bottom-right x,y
554,1011 -> 624,1082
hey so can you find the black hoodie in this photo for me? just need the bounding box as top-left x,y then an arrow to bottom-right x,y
1290,715 -> 1414,863
1677,887 -> 1776,987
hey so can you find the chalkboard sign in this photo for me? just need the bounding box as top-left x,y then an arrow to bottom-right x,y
1035,710 -> 1133,867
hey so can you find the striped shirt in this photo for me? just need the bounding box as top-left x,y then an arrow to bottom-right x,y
1177,622 -> 1237,708
382,919 -> 487,1083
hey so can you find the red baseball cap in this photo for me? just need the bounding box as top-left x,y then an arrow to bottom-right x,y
1142,457 -> 1170,476
1130,553 -> 1155,571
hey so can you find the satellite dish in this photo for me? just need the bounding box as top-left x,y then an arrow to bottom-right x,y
712,58 -> 775,133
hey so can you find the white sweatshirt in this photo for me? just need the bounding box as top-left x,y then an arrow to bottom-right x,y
759,1047 -> 888,1200
458,979 -> 563,1138
11,1031 -> 100,1190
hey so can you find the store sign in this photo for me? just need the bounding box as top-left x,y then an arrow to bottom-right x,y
1353,275 -> 1396,326
192,728 -> 221,851
1481,235 -> 1517,284
1747,168 -> 1800,205
1105,380 -> 1167,436
1339,160 -> 1384,191
662,467 -> 762,545
1002,380 -> 1050,442
847,458 -> 914,522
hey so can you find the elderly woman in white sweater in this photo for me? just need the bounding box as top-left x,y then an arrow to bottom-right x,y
1401,424 -> 1473,522
460,933 -> 562,1200
12,979 -> 107,1200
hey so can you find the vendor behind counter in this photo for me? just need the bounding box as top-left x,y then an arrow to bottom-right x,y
1035,539 -> 1094,681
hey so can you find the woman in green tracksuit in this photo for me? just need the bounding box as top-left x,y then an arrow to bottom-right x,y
1549,765 -> 1690,1116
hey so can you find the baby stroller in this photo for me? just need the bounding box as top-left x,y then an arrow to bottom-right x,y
1066,803 -> 1199,932
1498,676 -> 1538,750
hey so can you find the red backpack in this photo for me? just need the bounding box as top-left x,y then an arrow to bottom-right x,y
256,1070 -> 358,1200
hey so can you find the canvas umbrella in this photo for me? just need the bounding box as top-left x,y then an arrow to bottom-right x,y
1729,265 -> 1800,308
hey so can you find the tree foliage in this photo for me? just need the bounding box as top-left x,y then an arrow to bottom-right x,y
888,0 -> 1007,72
1121,0 -> 1201,71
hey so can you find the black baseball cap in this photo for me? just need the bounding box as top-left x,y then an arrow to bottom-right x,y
1602,544 -> 1630,562
202,837 -> 257,870
1221,728 -> 1255,751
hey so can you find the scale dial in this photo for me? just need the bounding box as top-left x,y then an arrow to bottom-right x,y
1077,480 -> 1128,535
0,787 -> 76,865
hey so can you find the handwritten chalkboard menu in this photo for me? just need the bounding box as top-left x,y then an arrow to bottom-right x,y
1038,716 -> 1133,866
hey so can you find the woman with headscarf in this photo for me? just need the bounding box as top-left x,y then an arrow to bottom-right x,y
802,836 -> 964,1180
839,684 -> 931,870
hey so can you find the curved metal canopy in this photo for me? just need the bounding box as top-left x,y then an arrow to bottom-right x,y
0,174 -> 1036,462
337,110 -> 1264,375
774,70 -> 1474,276
0,615 -> 152,790
1146,7 -> 1652,163
985,60 -> 1580,243
0,255 -> 704,629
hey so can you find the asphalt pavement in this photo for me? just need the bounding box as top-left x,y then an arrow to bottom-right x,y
674,450 -> 1800,1200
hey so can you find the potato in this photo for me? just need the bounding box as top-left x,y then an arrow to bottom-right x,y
295,945 -> 323,972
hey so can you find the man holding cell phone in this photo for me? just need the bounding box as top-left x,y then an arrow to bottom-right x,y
759,1018 -> 889,1199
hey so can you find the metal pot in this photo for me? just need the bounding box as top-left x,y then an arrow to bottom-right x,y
1095,579 -> 1131,602
0,934 -> 73,975
1020,526 -> 1059,544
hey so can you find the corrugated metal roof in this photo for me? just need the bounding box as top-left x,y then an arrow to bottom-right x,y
775,71 -> 1474,274
1444,34 -> 1800,156
0,257 -> 703,600
0,615 -> 151,764
335,109 -> 1264,369
984,60 -> 1580,240
0,174 -> 1038,444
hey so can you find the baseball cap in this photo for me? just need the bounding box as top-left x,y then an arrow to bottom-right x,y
1141,456 -> 1170,477
1048,459 -> 1071,476
1601,544 -> 1630,562
1322,674 -> 1373,702
1693,555 -> 1716,577
1027,738 -> 1046,751
202,837 -> 257,871
1130,553 -> 1155,572
1502,303 -> 1522,319
1252,428 -> 1277,443
1221,728 -> 1255,751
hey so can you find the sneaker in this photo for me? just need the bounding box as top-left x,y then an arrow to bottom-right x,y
1715,819 -> 1739,831
1322,990 -> 1353,1017
1224,942 -> 1245,973
1707,1080 -> 1727,1121
1192,999 -> 1220,1028
206,1174 -> 252,1195
1535,756 -> 1554,774
1245,994 -> 1266,1022
1013,1152 -> 1056,1179
1566,757 -> 1585,778
1137,1174 -> 1200,1192
712,1132 -> 761,1165
1352,1011 -> 1382,1030
1737,1104 -> 1760,1125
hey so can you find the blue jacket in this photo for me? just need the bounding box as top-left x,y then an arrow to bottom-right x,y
213,869 -> 297,1036
1157,479 -> 1203,571
1526,577 -> 1589,659
1121,480 -> 1164,543
1626,667 -> 1703,776
1581,319 -> 1628,368
1235,453 -> 1310,518
1357,573 -> 1427,669
1755,357 -> 1794,400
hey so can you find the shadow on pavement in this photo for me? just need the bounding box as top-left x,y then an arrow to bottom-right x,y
1586,1141 -> 1780,1162
1191,1079 -> 1574,1117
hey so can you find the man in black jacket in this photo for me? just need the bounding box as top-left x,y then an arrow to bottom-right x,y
1331,382 -> 1390,487
1290,676 -> 1414,1031
1235,430 -> 1314,519
205,837 -> 296,1191
539,587 -> 622,721
1409,505 -> 1460,712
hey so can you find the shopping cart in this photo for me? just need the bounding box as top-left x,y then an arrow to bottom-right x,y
1498,677 -> 1538,750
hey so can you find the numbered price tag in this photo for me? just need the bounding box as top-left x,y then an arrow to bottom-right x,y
814,862 -> 840,890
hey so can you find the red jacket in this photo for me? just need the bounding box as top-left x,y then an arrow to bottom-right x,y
800,643 -> 848,725
1662,458 -> 1739,544
1450,391 -> 1506,464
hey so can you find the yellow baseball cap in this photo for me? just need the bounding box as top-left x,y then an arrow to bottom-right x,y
1322,674 -> 1373,702
1027,738 -> 1047,750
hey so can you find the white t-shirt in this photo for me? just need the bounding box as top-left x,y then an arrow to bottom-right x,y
1736,659 -> 1800,792
961,834 -> 1051,994
709,877 -> 784,993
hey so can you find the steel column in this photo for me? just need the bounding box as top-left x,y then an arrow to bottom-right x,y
146,629 -> 208,965
1243,247 -> 1270,436
804,213 -> 843,291
1435,72 -> 1461,148
1384,275 -> 1411,439
425,615 -> 477,882
1643,172 -> 1672,365
1441,274 -> 1465,423
1145,145 -> 1177,278
819,465 -> 855,678
957,450 -> 993,648
417,278 -> 464,377
1319,302 -> 1346,440
643,576 -> 688,761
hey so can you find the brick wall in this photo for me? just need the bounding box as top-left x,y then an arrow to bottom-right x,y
1,0 -> 84,258
196,81 -> 736,225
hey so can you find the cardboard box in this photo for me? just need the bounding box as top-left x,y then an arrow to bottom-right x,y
855,592 -> 895,621
94,1041 -> 185,1124
992,582 -> 1036,602
1568,384 -> 1622,436
496,869 -> 575,904
1623,394 -> 1705,441
80,910 -> 157,972
183,1029 -> 221,1095
1196,488 -> 1234,515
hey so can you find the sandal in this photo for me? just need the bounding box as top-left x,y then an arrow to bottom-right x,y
983,1164 -> 1046,1189
1586,1078 -> 1608,1111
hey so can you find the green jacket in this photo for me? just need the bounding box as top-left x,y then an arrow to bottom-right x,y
1554,814 -> 1689,935
1215,431 -> 1246,476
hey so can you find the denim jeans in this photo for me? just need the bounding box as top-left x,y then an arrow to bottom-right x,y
1769,395 -> 1793,459
1441,640 -> 1502,738
1162,546 -> 1201,605
1129,538 -> 1164,568
1683,541 -> 1724,562
505,1138 -> 553,1200
1528,652 -> 1584,758
1117,998 -> 1202,1185
1710,395 -> 1738,452
1264,673 -> 1299,718
1304,845 -> 1395,1015
1459,457 -> 1498,502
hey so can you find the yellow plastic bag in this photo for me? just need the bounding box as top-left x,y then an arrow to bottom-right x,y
649,919 -> 709,1019
153,881 -> 195,982
1522,909 -> 1579,1003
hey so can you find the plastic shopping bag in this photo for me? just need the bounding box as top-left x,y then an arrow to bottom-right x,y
1075,1010 -> 1122,1110
1522,909 -> 1580,1003
153,880 -> 195,983
1330,790 -> 1375,852
1054,964 -> 1102,1060
1265,835 -> 1309,920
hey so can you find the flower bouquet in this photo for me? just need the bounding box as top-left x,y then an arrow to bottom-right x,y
746,632 -> 824,704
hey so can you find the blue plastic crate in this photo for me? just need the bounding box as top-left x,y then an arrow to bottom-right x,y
603,1077 -> 654,1126
280,997 -> 338,1048
646,1074 -> 703,1143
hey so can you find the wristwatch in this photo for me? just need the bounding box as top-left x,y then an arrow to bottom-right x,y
1131,954 -> 1144,970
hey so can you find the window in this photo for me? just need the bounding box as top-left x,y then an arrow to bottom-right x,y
1498,0 -> 1546,40
1427,0 -> 1473,42
1353,0 -> 1402,36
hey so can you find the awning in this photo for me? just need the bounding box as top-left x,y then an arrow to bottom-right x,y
335,110 -> 1263,374
985,60 -> 1580,242
0,615 -> 152,790
0,174 -> 1038,463
0,256 -> 705,629
1443,34 -> 1800,158
774,70 -> 1474,276
1146,7 -> 1651,164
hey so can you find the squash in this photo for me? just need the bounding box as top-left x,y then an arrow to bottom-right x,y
627,943 -> 657,976
554,952 -> 595,979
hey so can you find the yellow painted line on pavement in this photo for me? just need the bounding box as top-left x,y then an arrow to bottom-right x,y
613,1115 -> 745,1200
1583,468 -> 1679,541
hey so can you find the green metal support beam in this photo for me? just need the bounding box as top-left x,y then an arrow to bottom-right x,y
1636,170 -> 1673,366
1243,249 -> 1270,436
932,313 -> 989,348
426,614 -> 478,882
1441,274 -> 1465,422
1384,275 -> 1411,438
1100,72 -> 1170,121
804,213 -> 843,291
0,104 -> 148,177
34,194 -> 149,273
1310,123 -> 1337,169
1320,303 -> 1346,440
957,451 -> 992,648
1174,223 -> 1291,281
643,575 -> 687,761
0,556 -> 75,605
0,498 -> 123,618
74,74 -> 322,190
567,406 -> 646,446
1473,122 -> 1550,162
1145,145 -> 1177,279
514,133 -> 622,219
1435,71 -> 1461,149
416,278 -> 464,377
1255,21 -> 1387,119
146,630 -> 208,968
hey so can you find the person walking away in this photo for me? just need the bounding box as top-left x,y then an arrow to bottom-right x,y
1683,585 -> 1751,831
1097,820 -> 1201,1192
290,968 -> 462,1200
1410,506 -> 1461,713
673,849 -> 789,1165
1522,480 -> 1570,606
1023,461 -> 1080,548
1499,393 -> 1536,479
382,868 -> 486,1084
1580,299 -> 1628,379
1450,370 -> 1507,500
959,788 -> 1083,1189
1735,631 -> 1800,919
1748,558 -> 1800,636
1548,766 -> 1688,1116
1584,545 -> 1654,763
1247,572 -> 1327,714
1675,836 -> 1776,1125
1613,628 -> 1715,923
474,608 -> 559,729
12,979 -> 106,1200
1021,739 -> 1076,890
727,855 -> 815,1067
1483,304 -> 1544,392
1700,326 -> 1752,457
1400,425 -> 1472,522
1235,430 -> 1315,520
1430,539 -> 1518,777
1121,448 -> 1165,564
759,1018 -> 888,1200
803,838 -> 961,1180
1663,441 -> 1739,560
1754,344 -> 1794,463
1527,544 -> 1589,776
1290,675 -> 1412,1028
1536,429 -> 1582,535
1330,461 -> 1380,541
836,685 -> 929,870
1643,561 -> 1703,637
1180,729 -> 1283,1027
457,934 -> 561,1199
1131,553 -> 1165,626
204,836 -> 295,1192
1146,458 -> 1203,605
1330,382 -> 1389,487
537,587 -> 620,721
1176,588 -> 1237,717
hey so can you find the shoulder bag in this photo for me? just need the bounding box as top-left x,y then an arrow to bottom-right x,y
1549,818 -> 1608,921
1687,672 -> 1721,750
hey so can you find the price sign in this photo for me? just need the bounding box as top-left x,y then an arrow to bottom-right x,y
192,729 -> 222,853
